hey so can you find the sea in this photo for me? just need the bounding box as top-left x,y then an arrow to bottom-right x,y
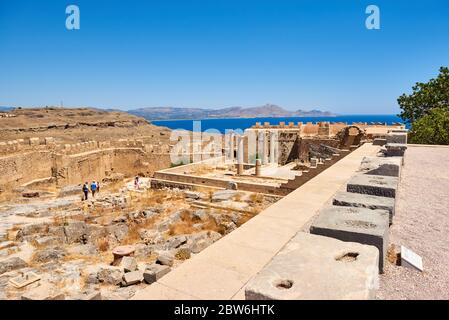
151,114 -> 405,133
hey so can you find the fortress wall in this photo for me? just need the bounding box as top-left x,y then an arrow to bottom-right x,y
0,136 -> 173,189
57,149 -> 171,186
0,151 -> 54,187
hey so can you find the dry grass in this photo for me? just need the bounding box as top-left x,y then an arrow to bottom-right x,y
175,248 -> 191,260
96,237 -> 110,252
248,193 -> 264,204
167,209 -> 197,236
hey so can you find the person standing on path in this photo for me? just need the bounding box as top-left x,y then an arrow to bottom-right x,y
82,182 -> 89,200
90,180 -> 97,197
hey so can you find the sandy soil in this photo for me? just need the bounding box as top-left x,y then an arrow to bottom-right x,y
377,145 -> 449,300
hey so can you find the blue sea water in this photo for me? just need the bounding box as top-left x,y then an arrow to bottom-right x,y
151,115 -> 405,133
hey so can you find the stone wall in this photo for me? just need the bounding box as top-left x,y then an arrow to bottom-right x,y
0,137 -> 172,190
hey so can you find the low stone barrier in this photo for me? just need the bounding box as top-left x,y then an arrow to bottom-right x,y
347,174 -> 398,198
245,232 -> 379,300
358,156 -> 402,177
333,191 -> 395,224
310,206 -> 389,272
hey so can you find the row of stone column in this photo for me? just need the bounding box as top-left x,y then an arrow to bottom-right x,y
226,130 -> 279,175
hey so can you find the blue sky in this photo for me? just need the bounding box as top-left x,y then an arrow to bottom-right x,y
0,0 -> 448,114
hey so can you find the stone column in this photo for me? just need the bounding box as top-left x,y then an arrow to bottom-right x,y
258,131 -> 268,165
255,159 -> 261,177
237,135 -> 244,175
270,130 -> 278,165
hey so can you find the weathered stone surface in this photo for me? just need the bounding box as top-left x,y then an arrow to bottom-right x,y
64,221 -> 88,244
359,156 -> 402,177
72,290 -> 102,300
33,247 -> 66,263
310,206 -> 389,272
385,143 -> 407,157
333,191 -> 395,224
106,223 -> 129,242
21,282 -> 65,300
97,266 -> 123,285
120,256 -> 138,273
143,264 -> 171,284
245,233 -> 379,300
184,191 -> 201,200
156,251 -> 174,266
386,132 -> 407,144
373,138 -> 386,146
211,190 -> 239,202
164,235 -> 187,250
192,209 -> 209,222
122,270 -> 143,286
347,174 -> 398,198
34,236 -> 60,247
227,182 -> 238,190
16,223 -> 49,240
0,257 -> 28,275
59,184 -> 82,197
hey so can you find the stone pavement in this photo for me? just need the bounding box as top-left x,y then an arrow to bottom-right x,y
132,143 -> 380,300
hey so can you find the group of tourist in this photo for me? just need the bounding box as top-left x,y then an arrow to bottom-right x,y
82,181 -> 100,200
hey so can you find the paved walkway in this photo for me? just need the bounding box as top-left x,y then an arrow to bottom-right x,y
378,145 -> 449,299
132,143 -> 380,300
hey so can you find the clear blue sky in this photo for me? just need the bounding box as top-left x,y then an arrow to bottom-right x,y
1,0 -> 448,114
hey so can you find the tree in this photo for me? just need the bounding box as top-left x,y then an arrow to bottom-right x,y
409,108 -> 449,145
398,66 -> 449,123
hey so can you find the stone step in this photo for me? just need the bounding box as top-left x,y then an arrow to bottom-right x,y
358,156 -> 402,177
347,174 -> 398,198
245,232 -> 379,300
310,206 -> 390,272
332,191 -> 395,224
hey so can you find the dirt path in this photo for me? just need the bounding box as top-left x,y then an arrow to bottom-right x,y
378,145 -> 449,300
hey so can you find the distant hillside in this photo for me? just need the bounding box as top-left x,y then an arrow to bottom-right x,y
0,107 -> 170,143
128,104 -> 336,120
0,106 -> 13,112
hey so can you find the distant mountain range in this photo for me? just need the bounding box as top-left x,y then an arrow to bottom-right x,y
0,106 -> 13,112
128,104 -> 336,120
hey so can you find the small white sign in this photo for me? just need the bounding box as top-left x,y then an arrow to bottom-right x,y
401,246 -> 423,272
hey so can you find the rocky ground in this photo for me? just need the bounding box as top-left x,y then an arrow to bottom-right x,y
0,178 -> 277,300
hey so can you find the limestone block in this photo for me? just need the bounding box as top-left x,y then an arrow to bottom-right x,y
143,264 -> 171,284
122,270 -> 143,286
333,191 -> 395,224
211,190 -> 240,202
97,266 -> 123,285
72,290 -> 102,300
0,142 -> 6,153
29,137 -> 40,146
385,143 -> 407,157
156,251 -> 175,266
0,257 -> 28,275
359,156 -> 402,177
21,283 -> 65,300
373,138 -> 386,146
44,137 -> 55,145
347,174 -> 398,198
386,133 -> 407,144
245,233 -> 379,300
120,256 -> 138,272
310,206 -> 389,272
